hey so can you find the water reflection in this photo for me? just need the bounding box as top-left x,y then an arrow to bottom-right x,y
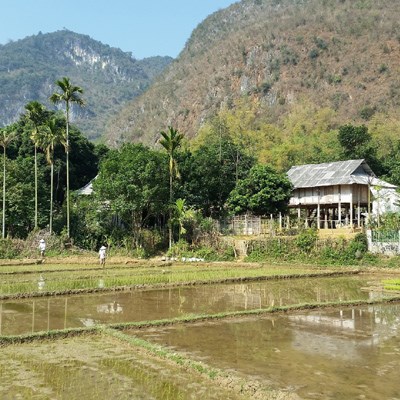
38,275 -> 45,291
97,301 -> 123,314
0,275 -> 393,336
132,303 -> 400,399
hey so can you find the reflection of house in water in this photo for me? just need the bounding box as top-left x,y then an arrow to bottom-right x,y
79,302 -> 123,327
79,318 -> 98,327
212,285 -> 278,310
288,305 -> 400,358
97,301 -> 123,314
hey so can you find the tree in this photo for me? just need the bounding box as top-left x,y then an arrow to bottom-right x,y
227,164 -> 293,216
6,156 -> 47,238
338,124 -> 371,159
0,126 -> 16,238
178,136 -> 255,217
49,77 -> 84,238
24,101 -> 48,230
172,198 -> 196,242
94,144 -> 169,248
159,126 -> 184,249
41,117 -> 64,233
338,124 -> 382,174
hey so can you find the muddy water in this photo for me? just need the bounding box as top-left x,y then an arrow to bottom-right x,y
131,302 -> 400,400
0,336 -> 244,400
0,274 -> 389,336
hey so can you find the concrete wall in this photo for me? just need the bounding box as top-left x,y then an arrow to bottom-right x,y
366,229 -> 400,255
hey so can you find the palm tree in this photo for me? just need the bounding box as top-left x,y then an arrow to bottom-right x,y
0,126 -> 16,239
49,77 -> 84,238
159,126 -> 184,249
25,101 -> 47,231
42,118 -> 64,234
173,198 -> 195,242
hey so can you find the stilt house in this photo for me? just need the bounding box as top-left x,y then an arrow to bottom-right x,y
287,159 -> 398,229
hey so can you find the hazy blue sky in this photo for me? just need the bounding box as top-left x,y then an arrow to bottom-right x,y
0,0 -> 237,59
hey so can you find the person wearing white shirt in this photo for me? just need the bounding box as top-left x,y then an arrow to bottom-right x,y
99,246 -> 106,267
39,239 -> 46,258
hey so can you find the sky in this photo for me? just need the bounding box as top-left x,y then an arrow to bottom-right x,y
1,0 -> 238,59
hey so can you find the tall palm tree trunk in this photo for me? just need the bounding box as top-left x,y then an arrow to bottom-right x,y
2,147 -> 6,239
169,169 -> 173,249
50,161 -> 54,234
34,145 -> 38,230
66,107 -> 70,238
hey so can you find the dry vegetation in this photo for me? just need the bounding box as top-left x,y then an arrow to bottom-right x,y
105,0 -> 400,151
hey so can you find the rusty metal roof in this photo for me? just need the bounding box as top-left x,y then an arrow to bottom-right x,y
286,159 -> 391,189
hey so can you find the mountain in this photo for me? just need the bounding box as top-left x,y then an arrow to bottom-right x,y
104,0 -> 400,146
0,30 -> 173,141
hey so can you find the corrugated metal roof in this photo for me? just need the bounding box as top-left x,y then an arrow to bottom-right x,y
76,181 -> 93,195
76,175 -> 97,195
286,159 -> 391,189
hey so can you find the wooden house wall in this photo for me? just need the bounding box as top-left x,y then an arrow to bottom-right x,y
289,184 -> 369,207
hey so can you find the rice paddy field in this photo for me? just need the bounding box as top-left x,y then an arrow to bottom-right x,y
1,256 -> 400,399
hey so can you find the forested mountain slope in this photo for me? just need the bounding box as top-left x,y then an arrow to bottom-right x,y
0,30 -> 172,140
104,0 -> 400,148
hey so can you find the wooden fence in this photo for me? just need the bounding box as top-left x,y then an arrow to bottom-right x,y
216,213 -> 361,236
216,214 -> 291,236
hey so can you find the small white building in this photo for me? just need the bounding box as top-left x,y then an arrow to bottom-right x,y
287,159 -> 398,229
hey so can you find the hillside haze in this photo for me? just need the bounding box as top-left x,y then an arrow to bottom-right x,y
0,30 -> 173,140
104,0 -> 400,146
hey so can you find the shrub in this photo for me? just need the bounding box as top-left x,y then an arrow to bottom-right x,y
328,74 -> 342,85
309,49 -> 319,59
280,45 -> 299,65
295,229 -> 318,253
378,64 -> 388,73
314,37 -> 328,50
167,240 -> 189,258
359,105 -> 376,120
0,239 -> 23,259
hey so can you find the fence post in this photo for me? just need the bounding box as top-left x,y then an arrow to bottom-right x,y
398,230 -> 400,255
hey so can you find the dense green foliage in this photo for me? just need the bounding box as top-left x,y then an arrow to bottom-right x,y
94,143 -> 169,247
227,164 -> 292,215
177,134 -> 255,217
82,134 -> 258,254
0,103 -> 102,239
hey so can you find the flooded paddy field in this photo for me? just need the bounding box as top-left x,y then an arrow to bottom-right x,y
1,260 -> 400,399
130,302 -> 400,400
0,273 -> 391,336
0,334 -> 246,400
0,261 -> 341,296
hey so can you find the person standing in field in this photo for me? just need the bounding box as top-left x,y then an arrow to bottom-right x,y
39,239 -> 46,258
99,245 -> 106,267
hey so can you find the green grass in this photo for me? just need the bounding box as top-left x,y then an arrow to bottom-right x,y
382,279 -> 400,291
0,260 -> 352,297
